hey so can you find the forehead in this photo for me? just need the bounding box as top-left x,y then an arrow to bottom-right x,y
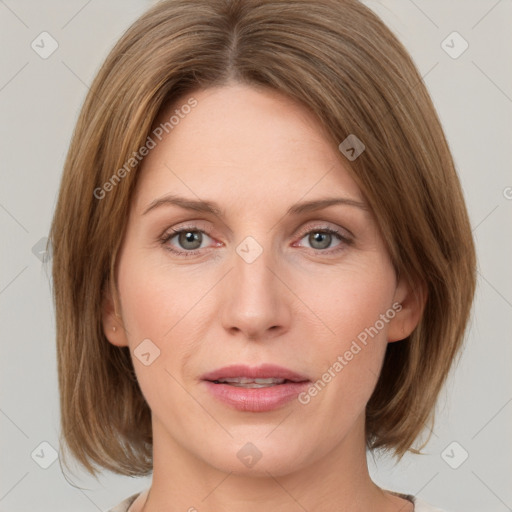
133,84 -> 364,212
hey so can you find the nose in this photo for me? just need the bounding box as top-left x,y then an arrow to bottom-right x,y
220,239 -> 292,341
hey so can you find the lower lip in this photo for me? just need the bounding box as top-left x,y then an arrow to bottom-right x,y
203,381 -> 310,412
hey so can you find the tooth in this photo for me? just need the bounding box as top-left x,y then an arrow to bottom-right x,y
230,382 -> 279,388
216,377 -> 286,385
254,378 -> 285,384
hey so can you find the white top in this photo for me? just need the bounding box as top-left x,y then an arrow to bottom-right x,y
413,496 -> 449,511
108,489 -> 449,511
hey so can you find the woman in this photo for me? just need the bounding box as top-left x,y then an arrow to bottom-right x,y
50,1 -> 476,511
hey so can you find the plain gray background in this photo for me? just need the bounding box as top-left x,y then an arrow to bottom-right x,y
1,1 -> 511,511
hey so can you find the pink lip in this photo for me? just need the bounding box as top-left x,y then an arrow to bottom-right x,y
201,364 -> 310,412
200,363 -> 309,382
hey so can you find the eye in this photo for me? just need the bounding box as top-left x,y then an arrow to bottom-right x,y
159,223 -> 353,257
295,226 -> 352,253
160,227 -> 215,255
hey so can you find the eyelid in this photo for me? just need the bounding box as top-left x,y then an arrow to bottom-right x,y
294,221 -> 353,241
163,220 -> 353,240
159,222 -> 218,253
161,220 -> 214,240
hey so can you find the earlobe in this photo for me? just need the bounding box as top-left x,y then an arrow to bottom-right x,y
387,277 -> 427,343
101,282 -> 129,347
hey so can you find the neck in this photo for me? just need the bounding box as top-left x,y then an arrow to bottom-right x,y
135,412 -> 411,512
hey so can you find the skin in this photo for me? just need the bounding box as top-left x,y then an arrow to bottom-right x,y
103,83 -> 424,512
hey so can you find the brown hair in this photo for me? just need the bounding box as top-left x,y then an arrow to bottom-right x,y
50,0 -> 476,477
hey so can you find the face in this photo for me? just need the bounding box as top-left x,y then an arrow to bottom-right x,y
103,83 -> 420,477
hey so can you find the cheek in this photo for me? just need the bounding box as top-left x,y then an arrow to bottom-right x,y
298,261 -> 397,407
116,252 -> 205,409
311,260 -> 396,345
116,249 -> 222,396
117,248 -> 212,340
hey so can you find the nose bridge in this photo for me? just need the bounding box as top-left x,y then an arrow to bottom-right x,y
221,233 -> 289,338
232,234 -> 277,304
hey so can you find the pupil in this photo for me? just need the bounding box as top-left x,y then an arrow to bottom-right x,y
179,231 -> 201,249
310,232 -> 331,249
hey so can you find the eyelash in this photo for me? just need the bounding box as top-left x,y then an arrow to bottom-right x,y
159,224 -> 353,257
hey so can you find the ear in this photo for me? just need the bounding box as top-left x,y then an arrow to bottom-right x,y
387,275 -> 427,343
101,280 -> 129,347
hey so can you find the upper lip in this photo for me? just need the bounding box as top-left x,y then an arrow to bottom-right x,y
201,364 -> 310,383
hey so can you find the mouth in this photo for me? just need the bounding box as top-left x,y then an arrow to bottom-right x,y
201,363 -> 310,386
210,377 -> 302,388
201,364 -> 310,412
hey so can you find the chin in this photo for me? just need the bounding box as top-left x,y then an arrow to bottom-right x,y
203,437 -> 313,477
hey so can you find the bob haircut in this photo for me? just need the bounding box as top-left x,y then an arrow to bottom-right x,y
50,0 -> 476,477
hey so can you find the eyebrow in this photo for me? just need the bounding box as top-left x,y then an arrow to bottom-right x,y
142,194 -> 368,217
